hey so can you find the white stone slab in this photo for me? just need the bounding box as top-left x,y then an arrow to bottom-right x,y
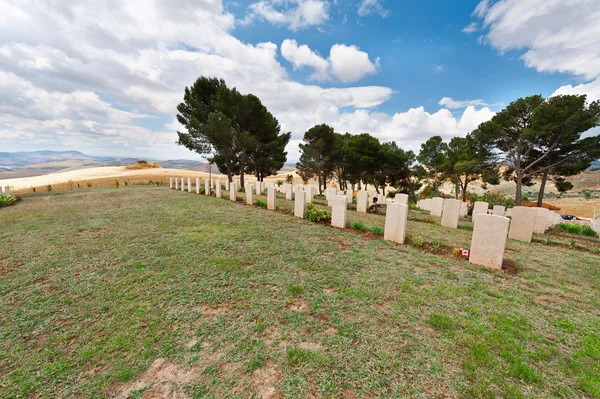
246,185 -> 254,205
492,205 -> 505,216
285,184 -> 293,200
384,203 -> 408,244
469,214 -> 510,270
533,208 -> 550,234
430,197 -> 444,217
216,180 -> 221,198
421,198 -> 431,211
267,186 -> 276,210
226,180 -> 230,191
169,178 -> 173,189
295,190 -> 306,218
230,182 -> 237,201
330,195 -> 347,228
504,208 -> 513,218
508,206 -> 536,242
395,193 -> 409,206
459,201 -> 468,217
305,188 -> 313,204
4,186 -> 9,196
175,178 -> 179,190
205,179 -> 210,196
441,199 -> 461,229
196,178 -> 200,194
472,201 -> 489,222
357,191 -> 368,213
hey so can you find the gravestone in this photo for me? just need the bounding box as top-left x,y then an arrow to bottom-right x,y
441,199 -> 461,229
230,182 -> 237,202
421,198 -> 431,211
330,195 -> 348,228
216,180 -> 222,198
472,201 -> 489,222
325,187 -> 336,200
187,178 -> 191,192
226,180 -> 230,191
469,214 -> 510,270
305,187 -> 313,204
345,190 -> 353,203
504,208 -> 513,218
246,184 -> 254,205
533,208 -> 550,234
492,205 -> 505,216
459,202 -> 468,218
295,190 -> 306,218
181,178 -> 185,191
430,197 -> 444,217
384,203 -> 408,244
0,186 -> 3,195
169,178 -> 173,189
267,186 -> 276,210
196,178 -> 200,194
4,186 -> 9,196
395,193 -> 409,206
357,190 -> 368,213
508,206 -> 536,242
175,178 -> 179,190
285,184 -> 293,200
205,179 -> 210,196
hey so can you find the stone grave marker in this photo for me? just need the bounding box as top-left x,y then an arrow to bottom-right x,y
357,190 -> 368,213
395,193 -> 409,206
469,214 -> 510,270
216,180 -> 222,198
246,184 -> 254,205
492,205 -> 505,216
330,195 -> 347,228
267,186 -> 276,210
295,190 -> 306,218
472,201 -> 489,223
508,206 -> 536,242
384,203 -> 408,244
441,199 -> 460,229
430,197 -> 444,217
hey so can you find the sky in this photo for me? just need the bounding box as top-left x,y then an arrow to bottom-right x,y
0,0 -> 599,162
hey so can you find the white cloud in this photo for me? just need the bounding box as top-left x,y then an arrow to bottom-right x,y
473,0 -> 600,80
433,65 -> 443,72
329,44 -> 380,83
243,0 -> 329,31
357,0 -> 390,18
462,22 -> 478,33
551,78 -> 600,103
281,39 -> 330,81
439,97 -> 488,109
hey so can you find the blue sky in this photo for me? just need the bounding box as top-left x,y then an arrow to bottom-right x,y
0,0 -> 598,161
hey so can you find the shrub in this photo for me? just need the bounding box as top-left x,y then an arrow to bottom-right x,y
254,200 -> 267,208
351,221 -> 366,231
125,161 -> 160,170
0,195 -> 18,208
558,223 -> 599,238
366,226 -> 384,235
276,180 -> 283,187
46,185 -> 52,192
285,174 -> 294,184
305,204 -> 331,223
411,235 -> 425,248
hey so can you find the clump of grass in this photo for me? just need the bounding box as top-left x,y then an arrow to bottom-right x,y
125,161 -> 160,170
427,313 -> 456,331
366,226 -> 384,235
0,195 -> 18,208
254,200 -> 267,208
558,223 -> 598,238
305,204 -> 331,223
458,223 -> 474,231
288,284 -> 304,296
351,221 -> 366,231
410,235 -> 425,248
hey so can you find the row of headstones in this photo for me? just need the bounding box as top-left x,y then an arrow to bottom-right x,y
0,186 -> 10,195
416,197 -> 565,269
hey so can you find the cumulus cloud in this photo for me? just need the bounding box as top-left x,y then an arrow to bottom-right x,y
280,40 -> 380,83
462,22 -> 478,33
243,0 -> 329,31
329,44 -> 380,83
439,97 -> 488,109
357,0 -> 390,18
473,0 -> 600,80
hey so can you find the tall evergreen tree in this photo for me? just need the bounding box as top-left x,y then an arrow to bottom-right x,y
417,136 -> 448,196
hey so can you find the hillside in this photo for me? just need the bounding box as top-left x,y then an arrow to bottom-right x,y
1,186 -> 599,398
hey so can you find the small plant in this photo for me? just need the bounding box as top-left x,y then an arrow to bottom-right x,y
458,223 -> 474,231
285,174 -> 294,184
276,180 -> 284,187
545,238 -> 552,245
86,182 -> 92,188
411,235 -> 425,248
305,204 -> 331,223
558,223 -> 599,238
351,221 -> 366,231
200,187 -> 206,195
115,180 -> 120,188
366,226 -> 384,235
0,195 -> 18,208
568,239 -> 576,248
254,200 -> 267,208
46,185 -> 52,192
408,203 -> 418,210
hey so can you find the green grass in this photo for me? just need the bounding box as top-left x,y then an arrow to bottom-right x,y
1,186 -> 600,398
558,222 -> 599,238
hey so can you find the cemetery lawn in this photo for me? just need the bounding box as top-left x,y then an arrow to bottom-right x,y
1,186 -> 600,399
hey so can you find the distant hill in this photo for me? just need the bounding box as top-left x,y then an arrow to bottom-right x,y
0,150 -> 94,168
589,160 -> 600,171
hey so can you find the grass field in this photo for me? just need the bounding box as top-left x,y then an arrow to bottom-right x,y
1,186 -> 600,398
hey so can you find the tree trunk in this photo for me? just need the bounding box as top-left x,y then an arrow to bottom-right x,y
515,173 -> 523,206
433,166 -> 439,196
318,173 -> 322,195
226,163 -> 232,183
239,153 -> 246,189
537,170 -> 549,207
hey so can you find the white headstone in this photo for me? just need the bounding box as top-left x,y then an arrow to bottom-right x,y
196,178 -> 200,194
430,197 -> 444,217
441,199 -> 461,229
246,184 -> 254,205
187,178 -> 191,192
504,208 -> 513,218
226,180 -> 230,191
230,182 -> 237,202
205,179 -> 210,196
169,178 -> 173,189
216,180 -> 222,198
469,214 -> 510,270
533,208 -> 550,234
492,205 -> 505,216
267,186 -> 276,210
4,186 -> 9,196
305,188 -> 313,204
395,193 -> 409,206
357,190 -> 368,213
325,187 -> 336,200
421,198 -> 432,211
508,206 -> 536,242
175,178 -> 179,190
345,189 -> 353,203
181,178 -> 185,191
472,201 -> 489,222
330,195 -> 348,228
459,201 -> 468,217
384,203 -> 409,244
295,190 -> 306,218
285,184 -> 293,200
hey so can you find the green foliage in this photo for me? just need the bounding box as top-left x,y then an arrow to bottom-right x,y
410,235 -> 425,248
0,195 -> 17,208
351,221 -> 366,231
417,136 -> 448,195
474,192 -> 516,209
254,200 -> 267,208
366,226 -> 384,235
304,204 -> 331,223
558,223 -> 599,238
554,176 -> 574,193
276,180 -> 283,187
427,313 -> 456,331
46,185 -> 52,192
285,174 -> 294,184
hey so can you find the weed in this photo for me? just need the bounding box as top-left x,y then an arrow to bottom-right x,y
411,235 -> 425,248
558,223 -> 598,238
351,221 -> 366,231
0,195 -> 18,208
366,226 -> 384,235
305,204 -> 332,223
254,200 -> 267,208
